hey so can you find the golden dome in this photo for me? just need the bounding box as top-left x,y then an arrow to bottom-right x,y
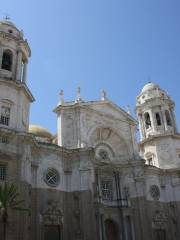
29,124 -> 52,139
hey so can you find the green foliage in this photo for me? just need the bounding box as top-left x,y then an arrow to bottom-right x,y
0,182 -> 30,240
0,183 -> 29,213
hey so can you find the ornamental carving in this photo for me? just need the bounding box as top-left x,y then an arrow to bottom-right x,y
152,210 -> 168,229
43,205 -> 63,226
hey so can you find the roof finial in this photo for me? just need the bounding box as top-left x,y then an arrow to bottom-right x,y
59,89 -> 64,105
101,90 -> 107,101
76,86 -> 82,102
126,105 -> 131,115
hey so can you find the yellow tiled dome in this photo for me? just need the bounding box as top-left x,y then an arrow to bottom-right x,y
29,124 -> 52,139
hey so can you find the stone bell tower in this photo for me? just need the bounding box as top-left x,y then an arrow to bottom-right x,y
0,18 -> 34,132
136,82 -> 177,140
136,82 -> 180,169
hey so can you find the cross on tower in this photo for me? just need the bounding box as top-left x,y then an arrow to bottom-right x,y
3,13 -> 10,21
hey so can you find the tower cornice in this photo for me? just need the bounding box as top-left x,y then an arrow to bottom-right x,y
0,78 -> 35,102
139,132 -> 180,146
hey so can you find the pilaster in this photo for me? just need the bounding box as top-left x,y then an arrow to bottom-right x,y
16,50 -> 22,81
22,60 -> 28,83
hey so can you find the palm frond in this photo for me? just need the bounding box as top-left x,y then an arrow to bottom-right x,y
0,183 -> 30,214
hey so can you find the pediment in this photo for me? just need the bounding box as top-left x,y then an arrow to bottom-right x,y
83,100 -> 136,125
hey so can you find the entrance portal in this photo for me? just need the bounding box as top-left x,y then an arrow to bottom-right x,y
44,225 -> 61,240
105,219 -> 118,240
154,229 -> 166,240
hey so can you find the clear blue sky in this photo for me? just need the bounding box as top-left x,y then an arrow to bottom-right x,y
1,0 -> 180,134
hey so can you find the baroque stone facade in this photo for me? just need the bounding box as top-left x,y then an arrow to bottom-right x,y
0,19 -> 180,240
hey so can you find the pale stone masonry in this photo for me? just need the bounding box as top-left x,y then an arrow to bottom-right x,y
0,19 -> 180,240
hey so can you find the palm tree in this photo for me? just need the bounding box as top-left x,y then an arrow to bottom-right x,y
0,183 -> 30,240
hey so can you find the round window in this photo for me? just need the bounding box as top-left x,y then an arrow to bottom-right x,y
150,185 -> 160,200
44,168 -> 60,187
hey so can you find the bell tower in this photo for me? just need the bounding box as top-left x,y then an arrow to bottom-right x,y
0,19 -> 34,132
136,82 -> 177,140
136,82 -> 180,169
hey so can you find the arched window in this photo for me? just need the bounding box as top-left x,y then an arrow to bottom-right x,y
144,112 -> 151,129
156,113 -> 161,126
43,205 -> 63,240
1,50 -> 13,71
165,110 -> 172,126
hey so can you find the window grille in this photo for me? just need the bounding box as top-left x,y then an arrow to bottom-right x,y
1,136 -> 8,143
0,106 -> 10,126
99,150 -> 109,161
44,168 -> 60,187
101,180 -> 113,200
150,185 -> 160,200
0,165 -> 6,181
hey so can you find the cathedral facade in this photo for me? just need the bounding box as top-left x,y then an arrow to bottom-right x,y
0,19 -> 180,240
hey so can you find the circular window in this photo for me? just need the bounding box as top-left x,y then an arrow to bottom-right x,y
99,150 -> 109,161
150,185 -> 160,200
44,168 -> 60,187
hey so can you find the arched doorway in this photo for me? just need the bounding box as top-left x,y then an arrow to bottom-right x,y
154,229 -> 166,240
44,225 -> 61,240
42,204 -> 63,240
105,219 -> 118,240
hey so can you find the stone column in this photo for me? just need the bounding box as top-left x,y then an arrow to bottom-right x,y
101,214 -> 106,240
149,109 -> 156,132
139,114 -> 146,140
170,108 -> 177,133
160,107 -> 166,131
16,50 -> 22,81
162,108 -> 168,131
22,61 -> 28,83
